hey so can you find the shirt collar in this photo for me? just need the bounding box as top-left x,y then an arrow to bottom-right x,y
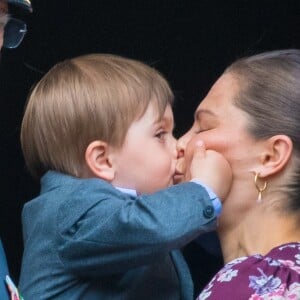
116,186 -> 137,197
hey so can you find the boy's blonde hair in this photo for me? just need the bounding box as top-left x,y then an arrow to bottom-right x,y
21,54 -> 174,179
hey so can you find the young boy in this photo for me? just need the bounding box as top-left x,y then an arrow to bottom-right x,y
18,54 -> 231,299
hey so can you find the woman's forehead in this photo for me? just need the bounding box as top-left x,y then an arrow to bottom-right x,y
198,74 -> 238,111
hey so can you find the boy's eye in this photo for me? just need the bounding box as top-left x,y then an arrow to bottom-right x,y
155,131 -> 167,140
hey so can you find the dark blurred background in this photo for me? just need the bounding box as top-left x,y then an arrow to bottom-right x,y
1,0 -> 300,293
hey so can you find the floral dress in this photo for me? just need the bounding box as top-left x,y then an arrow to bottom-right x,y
197,242 -> 300,300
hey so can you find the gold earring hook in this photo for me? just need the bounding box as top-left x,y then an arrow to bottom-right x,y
254,172 -> 267,203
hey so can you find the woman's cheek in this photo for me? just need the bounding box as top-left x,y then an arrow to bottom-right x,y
184,130 -> 228,162
198,131 -> 227,153
185,133 -> 213,155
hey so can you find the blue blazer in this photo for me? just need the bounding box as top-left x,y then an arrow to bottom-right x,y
19,171 -> 217,300
0,240 -> 9,300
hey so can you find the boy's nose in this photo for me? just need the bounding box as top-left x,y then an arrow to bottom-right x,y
171,136 -> 179,158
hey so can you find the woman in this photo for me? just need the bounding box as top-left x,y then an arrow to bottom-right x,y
177,49 -> 300,299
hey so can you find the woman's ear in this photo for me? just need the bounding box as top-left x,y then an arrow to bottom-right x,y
85,141 -> 115,181
258,135 -> 293,178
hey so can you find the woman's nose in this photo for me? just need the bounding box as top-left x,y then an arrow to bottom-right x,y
176,133 -> 189,158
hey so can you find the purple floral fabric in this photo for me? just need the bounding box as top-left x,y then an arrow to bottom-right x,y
197,242 -> 300,299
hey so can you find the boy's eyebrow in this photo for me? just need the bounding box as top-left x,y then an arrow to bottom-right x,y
194,109 -> 216,121
155,116 -> 174,130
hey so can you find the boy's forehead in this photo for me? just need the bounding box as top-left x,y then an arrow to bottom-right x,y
158,104 -> 174,125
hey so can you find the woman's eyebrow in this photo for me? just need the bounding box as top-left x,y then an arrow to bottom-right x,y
194,109 -> 216,121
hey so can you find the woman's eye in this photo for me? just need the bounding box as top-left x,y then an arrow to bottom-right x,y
195,129 -> 203,134
195,128 -> 209,134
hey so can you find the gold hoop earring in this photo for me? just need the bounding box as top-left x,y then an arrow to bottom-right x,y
254,172 -> 267,203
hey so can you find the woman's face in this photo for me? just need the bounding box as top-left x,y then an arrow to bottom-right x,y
177,73 -> 263,230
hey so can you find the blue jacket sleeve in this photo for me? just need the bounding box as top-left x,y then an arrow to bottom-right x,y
57,181 -> 217,276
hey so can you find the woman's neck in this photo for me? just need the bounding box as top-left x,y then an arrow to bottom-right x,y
219,204 -> 300,264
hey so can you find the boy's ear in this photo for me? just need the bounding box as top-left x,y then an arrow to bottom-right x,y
85,141 -> 115,181
257,135 -> 293,178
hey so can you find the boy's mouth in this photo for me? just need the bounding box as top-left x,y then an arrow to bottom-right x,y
174,158 -> 185,184
173,170 -> 184,184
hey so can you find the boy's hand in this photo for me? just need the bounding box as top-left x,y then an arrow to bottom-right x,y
185,140 -> 232,201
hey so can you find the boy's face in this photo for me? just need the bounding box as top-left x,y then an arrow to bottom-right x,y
111,102 -> 177,194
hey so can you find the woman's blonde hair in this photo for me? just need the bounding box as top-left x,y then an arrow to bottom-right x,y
21,54 -> 173,179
